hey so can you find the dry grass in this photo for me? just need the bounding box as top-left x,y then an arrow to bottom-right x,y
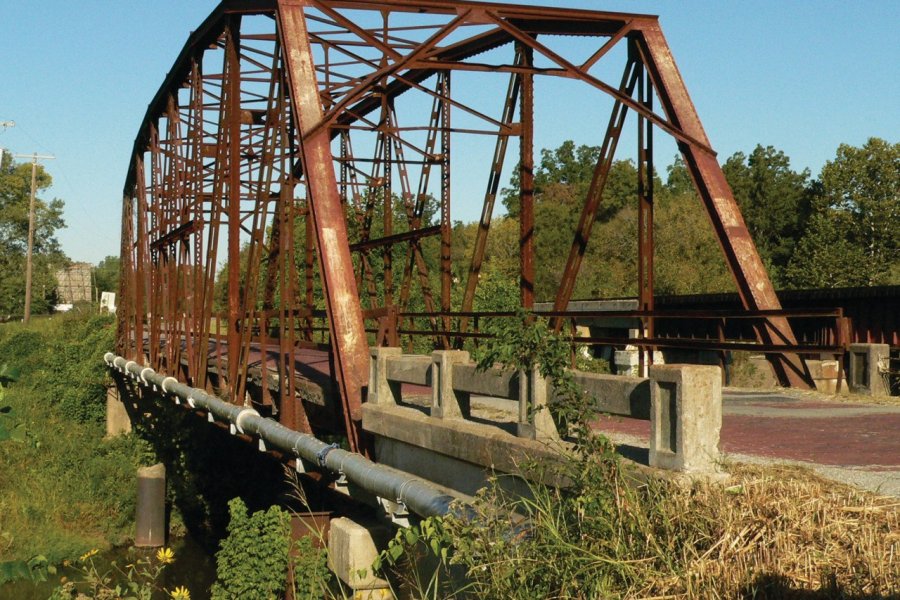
661,462 -> 900,599
428,454 -> 899,599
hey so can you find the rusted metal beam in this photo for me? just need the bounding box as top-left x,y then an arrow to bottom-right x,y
458,46 -> 523,332
277,0 -> 370,452
551,59 -> 639,327
634,23 -> 813,388
636,48 -> 654,371
519,43 -> 535,311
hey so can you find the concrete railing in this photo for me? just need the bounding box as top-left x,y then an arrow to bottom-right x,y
369,347 -> 722,473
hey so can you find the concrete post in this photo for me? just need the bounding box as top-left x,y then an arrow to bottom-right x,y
327,517 -> 393,599
430,350 -> 471,419
368,347 -> 402,405
848,343 -> 890,396
105,384 -> 132,438
648,365 -> 721,473
135,463 -> 166,547
517,366 -> 559,441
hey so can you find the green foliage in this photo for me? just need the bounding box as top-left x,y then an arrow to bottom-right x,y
474,310 -> 609,449
211,498 -> 291,600
41,313 -> 116,423
0,554 -> 54,585
93,255 -> 121,296
785,138 -> 899,288
0,314 -> 152,566
375,516 -> 456,599
0,151 -> 68,316
289,535 -> 331,600
722,145 -> 813,284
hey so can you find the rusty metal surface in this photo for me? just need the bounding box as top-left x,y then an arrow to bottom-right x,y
117,0 -> 816,450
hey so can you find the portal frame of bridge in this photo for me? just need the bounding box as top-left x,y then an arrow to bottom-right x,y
117,0 -> 810,453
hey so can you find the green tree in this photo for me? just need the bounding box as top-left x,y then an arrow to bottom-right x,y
820,137 -> 899,282
785,138 -> 899,288
0,152 -> 67,316
664,155 -> 694,198
722,145 -> 813,284
93,255 -> 121,295
502,140 -> 642,221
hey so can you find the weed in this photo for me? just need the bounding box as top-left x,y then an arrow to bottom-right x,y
210,498 -> 291,600
0,314 -> 152,568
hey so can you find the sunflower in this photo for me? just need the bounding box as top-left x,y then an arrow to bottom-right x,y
169,586 -> 191,600
78,548 -> 99,562
156,547 -> 176,565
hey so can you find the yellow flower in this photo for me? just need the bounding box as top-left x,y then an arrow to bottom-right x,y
156,547 -> 176,565
79,548 -> 99,562
169,585 -> 191,600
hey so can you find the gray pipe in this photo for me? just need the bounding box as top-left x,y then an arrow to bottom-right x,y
105,353 -> 458,518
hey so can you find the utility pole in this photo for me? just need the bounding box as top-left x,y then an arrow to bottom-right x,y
14,152 -> 55,323
0,121 -> 15,163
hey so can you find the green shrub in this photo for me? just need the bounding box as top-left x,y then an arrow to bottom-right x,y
42,314 -> 116,424
0,314 -> 152,566
211,498 -> 291,600
289,535 -> 331,600
0,330 -> 44,373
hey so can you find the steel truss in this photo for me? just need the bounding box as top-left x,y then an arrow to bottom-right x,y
118,0 -> 811,452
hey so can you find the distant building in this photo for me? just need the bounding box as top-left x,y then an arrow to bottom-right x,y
56,263 -> 93,304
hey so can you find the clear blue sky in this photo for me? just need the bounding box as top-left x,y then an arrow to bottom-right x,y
1,0 -> 897,265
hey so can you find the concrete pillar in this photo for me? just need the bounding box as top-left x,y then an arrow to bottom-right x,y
369,347 -> 402,405
327,517 -> 393,599
430,350 -> 471,419
848,343 -> 890,396
648,365 -> 721,473
613,348 -> 640,376
105,384 -> 132,438
516,366 -> 559,441
135,463 -> 166,547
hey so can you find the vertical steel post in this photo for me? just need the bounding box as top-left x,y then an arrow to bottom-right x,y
519,45 -> 535,311
439,71 -> 452,341
225,18 -> 244,401
636,47 -> 655,369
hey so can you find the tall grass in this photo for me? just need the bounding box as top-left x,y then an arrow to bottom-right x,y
0,312 -> 152,568
374,313 -> 899,598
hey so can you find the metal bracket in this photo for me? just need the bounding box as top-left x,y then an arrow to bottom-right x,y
377,496 -> 410,528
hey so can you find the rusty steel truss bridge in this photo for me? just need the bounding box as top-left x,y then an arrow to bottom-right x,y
115,0 -> 844,454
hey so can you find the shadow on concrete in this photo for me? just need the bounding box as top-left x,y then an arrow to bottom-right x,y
613,443 -> 649,466
741,573 -> 899,599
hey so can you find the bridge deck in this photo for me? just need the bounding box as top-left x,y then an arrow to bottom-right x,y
594,391 -> 900,496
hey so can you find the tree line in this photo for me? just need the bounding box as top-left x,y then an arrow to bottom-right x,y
455,136 -> 898,302
1,137 -> 895,318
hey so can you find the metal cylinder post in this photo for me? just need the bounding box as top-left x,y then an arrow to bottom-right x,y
135,463 -> 167,547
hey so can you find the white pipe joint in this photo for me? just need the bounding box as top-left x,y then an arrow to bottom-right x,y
161,376 -> 179,396
233,408 -> 260,435
140,367 -> 155,387
125,361 -> 137,379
